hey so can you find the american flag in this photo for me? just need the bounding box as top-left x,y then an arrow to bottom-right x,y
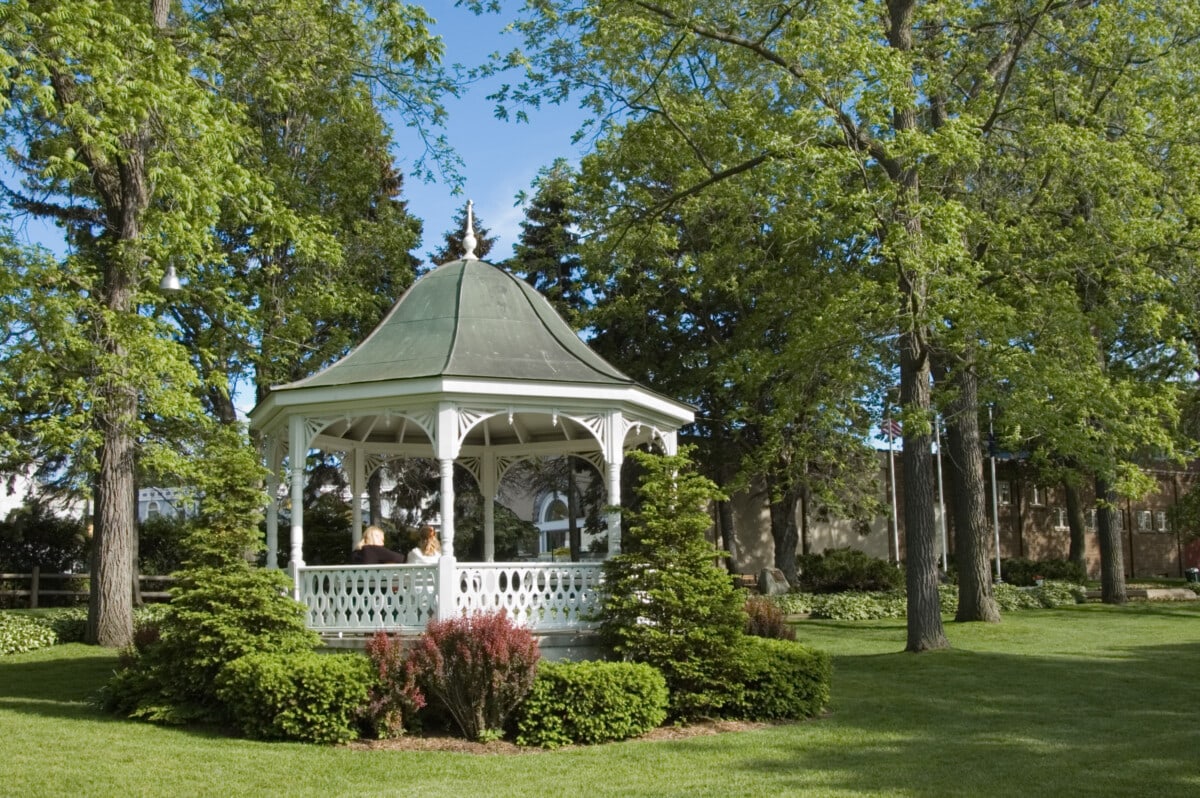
880,418 -> 902,439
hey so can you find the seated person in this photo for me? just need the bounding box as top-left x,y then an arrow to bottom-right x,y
350,525 -> 406,564
408,525 -> 441,564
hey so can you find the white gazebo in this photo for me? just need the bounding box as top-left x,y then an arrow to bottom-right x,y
248,205 -> 693,642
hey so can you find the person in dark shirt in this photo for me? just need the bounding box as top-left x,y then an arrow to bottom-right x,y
350,525 -> 406,564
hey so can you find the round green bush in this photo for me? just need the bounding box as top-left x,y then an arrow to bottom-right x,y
513,660 -> 668,748
798,548 -> 903,593
730,636 -> 831,721
215,650 -> 373,744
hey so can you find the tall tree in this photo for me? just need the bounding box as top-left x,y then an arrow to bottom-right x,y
508,159 -> 585,324
0,0 -> 452,645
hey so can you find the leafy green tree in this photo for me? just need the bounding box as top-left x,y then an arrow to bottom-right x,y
600,448 -> 745,720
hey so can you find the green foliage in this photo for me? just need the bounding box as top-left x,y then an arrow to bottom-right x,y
0,614 -> 58,656
728,636 -> 831,721
406,611 -> 540,741
100,564 -> 318,724
138,515 -> 192,575
513,660 -> 668,748
1001,559 -> 1088,587
359,631 -> 426,739
744,594 -> 796,641
600,448 -> 746,720
0,605 -> 164,656
798,548 -> 904,594
771,593 -> 816,615
992,583 -> 1042,612
808,591 -> 909,622
0,500 -> 89,575
215,650 -> 373,745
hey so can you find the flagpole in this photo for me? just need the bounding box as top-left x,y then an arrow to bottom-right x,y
887,421 -> 900,567
935,415 -> 948,573
989,405 -> 1003,582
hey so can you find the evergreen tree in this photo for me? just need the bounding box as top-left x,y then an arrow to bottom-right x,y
428,204 -> 498,265
509,159 -> 585,324
600,448 -> 745,720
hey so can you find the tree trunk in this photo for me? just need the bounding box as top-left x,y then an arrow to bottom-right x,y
717,499 -> 737,573
944,365 -> 1000,622
1095,475 -> 1127,604
367,469 -> 383,525
768,479 -> 800,588
1064,477 -> 1087,570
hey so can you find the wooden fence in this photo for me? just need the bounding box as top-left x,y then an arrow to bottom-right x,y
0,568 -> 175,608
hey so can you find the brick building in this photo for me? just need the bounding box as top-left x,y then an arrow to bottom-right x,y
724,450 -> 1200,581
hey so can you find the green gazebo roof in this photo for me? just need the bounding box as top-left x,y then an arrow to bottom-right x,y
277,258 -> 634,391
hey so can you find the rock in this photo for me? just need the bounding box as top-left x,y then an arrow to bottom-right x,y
757,567 -> 790,596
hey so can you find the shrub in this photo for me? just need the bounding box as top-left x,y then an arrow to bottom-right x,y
407,611 -> 540,741
1030,580 -> 1087,608
513,661 -> 668,748
798,548 -> 903,593
808,591 -> 908,621
1001,558 -> 1086,586
744,594 -> 796,641
359,631 -> 425,739
100,564 -> 319,724
600,448 -> 746,720
992,582 -> 1040,611
0,613 -> 58,656
215,650 -> 373,744
730,636 -> 831,721
771,593 -> 815,615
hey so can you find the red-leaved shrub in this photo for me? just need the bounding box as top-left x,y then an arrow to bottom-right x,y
360,631 -> 425,738
744,595 -> 796,641
406,611 -> 540,741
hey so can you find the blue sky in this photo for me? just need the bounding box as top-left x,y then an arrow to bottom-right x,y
392,4 -> 587,266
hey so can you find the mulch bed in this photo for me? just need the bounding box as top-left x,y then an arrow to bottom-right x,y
346,719 -> 771,755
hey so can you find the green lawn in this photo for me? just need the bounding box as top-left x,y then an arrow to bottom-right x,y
4,602 -> 1199,797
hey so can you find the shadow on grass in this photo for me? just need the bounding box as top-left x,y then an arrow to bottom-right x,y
743,608 -> 1200,796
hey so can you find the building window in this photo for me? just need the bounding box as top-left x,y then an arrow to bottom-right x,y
1054,507 -> 1067,529
147,501 -> 160,519
1087,509 -> 1097,529
998,481 -> 1012,506
1156,510 -> 1168,533
541,496 -> 569,524
1136,510 -> 1152,533
1029,486 -> 1043,507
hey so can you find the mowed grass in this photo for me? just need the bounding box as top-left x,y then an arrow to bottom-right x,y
4,602 -> 1199,797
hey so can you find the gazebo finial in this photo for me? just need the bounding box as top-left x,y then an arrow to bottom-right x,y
462,199 -> 478,261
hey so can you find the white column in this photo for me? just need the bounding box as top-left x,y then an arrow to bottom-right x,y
265,464 -> 279,570
439,457 -> 456,558
349,449 -> 364,549
287,415 -> 307,595
482,450 -> 496,562
605,410 -> 625,556
661,430 -> 679,456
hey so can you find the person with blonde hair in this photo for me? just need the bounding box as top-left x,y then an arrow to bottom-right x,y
350,524 -> 405,564
407,525 -> 441,564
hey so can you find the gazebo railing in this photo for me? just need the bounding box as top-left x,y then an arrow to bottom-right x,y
299,564 -> 439,633
453,562 -> 604,630
297,561 -> 604,635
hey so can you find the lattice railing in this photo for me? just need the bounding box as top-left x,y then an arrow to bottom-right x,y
299,565 -> 437,633
297,562 -> 604,634
454,563 -> 604,630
